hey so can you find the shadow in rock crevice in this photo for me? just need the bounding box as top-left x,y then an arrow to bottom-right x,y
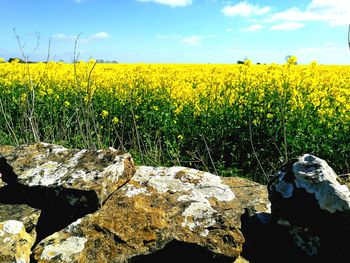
0,157 -> 100,245
130,240 -> 234,263
240,209 -> 326,263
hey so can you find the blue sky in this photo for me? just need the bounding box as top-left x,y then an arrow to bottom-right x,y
0,0 -> 349,64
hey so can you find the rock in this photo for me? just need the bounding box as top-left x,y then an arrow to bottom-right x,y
0,220 -> 34,263
0,143 -> 135,204
233,255 -> 249,263
33,166 -> 270,262
0,204 -> 41,262
0,143 -> 135,251
0,203 -> 41,240
267,154 -> 350,261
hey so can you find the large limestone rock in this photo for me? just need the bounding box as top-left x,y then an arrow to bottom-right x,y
268,154 -> 350,261
33,166 -> 269,262
0,143 -> 135,204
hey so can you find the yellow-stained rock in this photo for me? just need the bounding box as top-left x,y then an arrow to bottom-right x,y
234,255 -> 249,263
0,220 -> 34,263
0,203 -> 41,241
33,166 -> 270,262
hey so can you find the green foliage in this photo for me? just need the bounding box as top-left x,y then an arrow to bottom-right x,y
0,63 -> 349,184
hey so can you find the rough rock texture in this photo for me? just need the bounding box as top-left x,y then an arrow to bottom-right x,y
0,203 -> 41,240
0,143 -> 136,261
0,143 -> 135,204
0,204 -> 41,263
5,143 -> 350,262
267,154 -> 350,262
33,166 -> 269,262
0,220 -> 34,263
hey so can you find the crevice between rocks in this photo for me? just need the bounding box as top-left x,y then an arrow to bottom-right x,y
240,209 -> 321,263
129,239 -> 234,263
0,157 -> 100,247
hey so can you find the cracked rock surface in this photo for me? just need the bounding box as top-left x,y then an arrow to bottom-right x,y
32,166 -> 269,262
0,143 -> 135,204
3,144 -> 350,262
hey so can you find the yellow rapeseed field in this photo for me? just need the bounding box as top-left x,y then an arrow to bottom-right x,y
0,58 -> 349,181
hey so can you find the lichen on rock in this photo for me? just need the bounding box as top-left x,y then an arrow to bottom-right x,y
32,165 -> 269,262
41,236 -> 87,262
0,143 -> 136,204
292,154 -> 350,213
0,220 -> 34,263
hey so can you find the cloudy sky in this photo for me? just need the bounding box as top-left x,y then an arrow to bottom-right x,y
0,0 -> 349,64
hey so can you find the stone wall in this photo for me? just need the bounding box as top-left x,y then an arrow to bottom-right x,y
0,143 -> 349,262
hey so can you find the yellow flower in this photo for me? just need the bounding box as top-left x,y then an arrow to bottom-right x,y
100,110 -> 109,119
287,56 -> 297,65
267,113 -> 273,119
244,59 -> 252,67
63,101 -> 70,108
310,60 -> 318,67
177,134 -> 184,140
112,116 -> 119,124
20,93 -> 27,104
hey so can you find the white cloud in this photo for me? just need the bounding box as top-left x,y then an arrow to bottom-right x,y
267,0 -> 350,26
181,35 -> 203,46
241,24 -> 263,32
270,22 -> 304,31
89,32 -> 110,40
222,2 -> 270,17
73,0 -> 84,3
226,28 -> 233,32
137,0 -> 192,7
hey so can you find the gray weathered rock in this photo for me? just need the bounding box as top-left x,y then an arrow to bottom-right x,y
268,154 -> 350,261
32,166 -> 270,262
0,143 -> 135,205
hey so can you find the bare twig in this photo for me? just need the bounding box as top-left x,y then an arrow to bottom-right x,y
201,134 -> 218,175
130,103 -> 144,164
0,98 -> 19,145
248,117 -> 268,181
13,28 -> 40,142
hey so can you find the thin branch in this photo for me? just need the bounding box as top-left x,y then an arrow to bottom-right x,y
248,117 -> 268,181
13,28 -> 40,142
202,134 -> 218,175
0,98 -> 19,145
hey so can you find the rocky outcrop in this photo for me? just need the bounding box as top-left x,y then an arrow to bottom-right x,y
32,166 -> 269,262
